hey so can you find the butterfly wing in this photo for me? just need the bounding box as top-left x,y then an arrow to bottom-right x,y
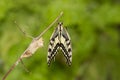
60,27 -> 72,66
47,26 -> 60,66
47,22 -> 72,66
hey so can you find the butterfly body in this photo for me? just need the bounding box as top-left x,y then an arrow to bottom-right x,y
47,22 -> 72,66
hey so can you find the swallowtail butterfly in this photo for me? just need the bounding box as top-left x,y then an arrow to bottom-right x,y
47,22 -> 72,66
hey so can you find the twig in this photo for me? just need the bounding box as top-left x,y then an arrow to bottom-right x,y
2,11 -> 63,80
14,21 -> 34,39
36,11 -> 63,39
2,58 -> 21,80
20,59 -> 30,73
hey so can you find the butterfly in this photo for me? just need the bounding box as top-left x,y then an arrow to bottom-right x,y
47,22 -> 72,66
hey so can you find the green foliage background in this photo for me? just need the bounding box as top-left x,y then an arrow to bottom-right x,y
0,0 -> 120,80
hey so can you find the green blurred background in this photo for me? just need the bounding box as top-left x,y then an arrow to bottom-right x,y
0,0 -> 120,80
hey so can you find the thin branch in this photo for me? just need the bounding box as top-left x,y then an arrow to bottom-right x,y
36,11 -> 63,39
2,11 -> 63,80
20,59 -> 30,73
2,58 -> 20,80
14,21 -> 34,39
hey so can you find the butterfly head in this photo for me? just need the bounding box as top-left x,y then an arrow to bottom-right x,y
57,22 -> 63,31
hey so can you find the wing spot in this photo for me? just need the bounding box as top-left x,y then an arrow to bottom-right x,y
68,48 -> 72,52
65,38 -> 69,41
48,48 -> 52,52
50,42 -> 53,46
48,56 -> 51,58
51,38 -> 55,41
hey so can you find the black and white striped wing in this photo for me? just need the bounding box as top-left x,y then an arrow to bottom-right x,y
47,27 -> 59,66
47,22 -> 72,66
60,27 -> 72,66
